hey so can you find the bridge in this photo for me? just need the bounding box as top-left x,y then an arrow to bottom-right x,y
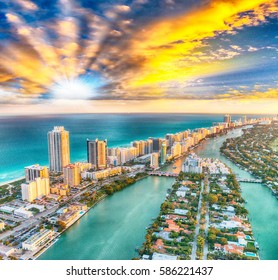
149,171 -> 178,177
236,177 -> 262,183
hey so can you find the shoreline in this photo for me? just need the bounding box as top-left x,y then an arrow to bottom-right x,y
0,123 -> 265,260
0,176 -> 25,187
30,126 -> 276,260
219,124 -> 278,199
0,122 -> 251,187
34,194 -> 108,260
139,172 -> 260,260
35,174 -> 149,260
222,151 -> 278,198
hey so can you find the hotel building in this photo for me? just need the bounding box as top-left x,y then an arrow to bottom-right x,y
160,142 -> 167,164
224,114 -> 232,124
48,126 -> 70,172
25,164 -> 49,183
21,177 -> 50,202
151,138 -> 162,152
63,164 -> 81,188
165,134 -> 175,148
145,139 -> 153,154
150,153 -> 159,169
171,142 -> 182,158
87,139 -> 107,170
182,154 -> 203,174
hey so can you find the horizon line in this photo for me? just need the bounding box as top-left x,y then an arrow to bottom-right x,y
0,112 -> 276,117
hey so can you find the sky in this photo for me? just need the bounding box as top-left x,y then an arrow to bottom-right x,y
0,0 -> 277,114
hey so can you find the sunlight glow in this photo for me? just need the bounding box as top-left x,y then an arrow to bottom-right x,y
51,79 -> 93,100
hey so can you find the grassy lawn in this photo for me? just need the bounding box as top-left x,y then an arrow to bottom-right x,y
245,241 -> 257,253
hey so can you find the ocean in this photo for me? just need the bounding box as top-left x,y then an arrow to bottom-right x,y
0,113 -> 271,184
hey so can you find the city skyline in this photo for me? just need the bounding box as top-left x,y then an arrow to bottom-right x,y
0,0 -> 277,115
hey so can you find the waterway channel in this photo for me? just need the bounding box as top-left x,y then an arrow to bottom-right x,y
39,128 -> 277,260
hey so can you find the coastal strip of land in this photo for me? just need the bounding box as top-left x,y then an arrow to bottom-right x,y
0,117 -> 271,260
138,157 -> 259,260
220,122 -> 278,198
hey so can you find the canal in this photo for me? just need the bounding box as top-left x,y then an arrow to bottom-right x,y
39,128 -> 277,260
193,128 -> 278,260
38,175 -> 175,260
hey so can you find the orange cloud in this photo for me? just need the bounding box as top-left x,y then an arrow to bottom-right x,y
125,0 -> 277,88
217,87 -> 278,99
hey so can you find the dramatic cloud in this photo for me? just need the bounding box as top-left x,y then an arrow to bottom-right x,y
0,0 -> 277,108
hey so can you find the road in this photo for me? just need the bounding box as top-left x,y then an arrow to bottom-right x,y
0,213 -> 24,223
0,205 -> 59,240
203,176 -> 210,260
190,180 -> 204,260
0,170 -> 144,241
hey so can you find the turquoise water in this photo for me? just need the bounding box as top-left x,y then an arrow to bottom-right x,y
194,129 -> 278,260
0,114 -> 276,260
0,113 -> 268,184
39,127 -> 278,260
39,176 -> 174,260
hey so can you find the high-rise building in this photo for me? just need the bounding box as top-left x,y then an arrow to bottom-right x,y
160,142 -> 167,164
224,114 -> 232,124
182,154 -> 202,174
132,141 -> 140,150
150,153 -> 159,169
119,147 -> 138,164
87,139 -> 107,170
21,177 -> 50,202
48,126 -> 70,173
25,164 -> 49,183
145,139 -> 153,154
108,148 -> 121,164
63,164 -> 81,188
139,141 -> 146,156
165,134 -> 175,147
151,138 -> 162,152
171,142 -> 182,158
183,130 -> 190,138
243,115 -> 247,124
21,182 -> 37,202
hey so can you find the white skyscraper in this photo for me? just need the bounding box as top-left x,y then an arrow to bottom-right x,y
48,126 -> 70,172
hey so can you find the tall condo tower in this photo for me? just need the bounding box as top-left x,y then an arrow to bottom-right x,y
160,142 -> 167,164
87,139 -> 107,170
48,126 -> 70,172
224,114 -> 232,124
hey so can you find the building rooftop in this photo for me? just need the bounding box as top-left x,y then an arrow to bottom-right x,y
152,252 -> 178,260
23,229 -> 52,245
24,164 -> 46,170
